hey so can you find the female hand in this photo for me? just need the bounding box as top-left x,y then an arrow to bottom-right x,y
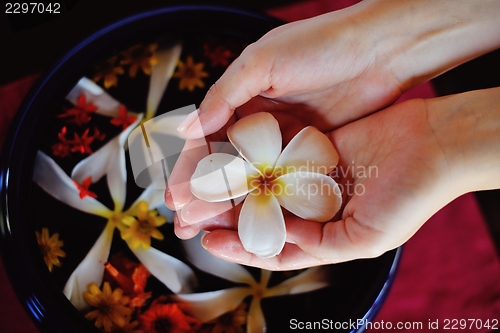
175,88 -> 500,270
176,0 -> 500,139
167,0 -> 500,219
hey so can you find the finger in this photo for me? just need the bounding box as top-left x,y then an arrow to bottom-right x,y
167,138 -> 209,210
286,216 -> 385,262
180,198 -> 241,228
173,202 -> 239,240
201,229 -> 332,271
177,45 -> 274,139
173,213 -> 201,240
164,184 -> 175,210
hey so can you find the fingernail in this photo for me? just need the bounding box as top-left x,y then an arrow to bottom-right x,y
200,232 -> 210,249
177,109 -> 199,133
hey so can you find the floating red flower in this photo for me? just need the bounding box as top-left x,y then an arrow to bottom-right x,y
71,128 -> 95,154
70,128 -> 105,155
203,44 -> 233,67
52,126 -> 71,157
111,105 -> 138,130
73,176 -> 97,199
57,94 -> 98,126
140,303 -> 201,333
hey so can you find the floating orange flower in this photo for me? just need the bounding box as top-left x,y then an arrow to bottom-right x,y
84,282 -> 132,332
57,93 -> 98,125
120,201 -> 166,250
74,176 -> 98,199
36,227 -> 66,272
111,105 -> 138,130
140,303 -> 201,333
208,303 -> 247,333
120,43 -> 159,78
173,56 -> 208,91
104,261 -> 152,309
111,318 -> 143,333
93,56 -> 125,89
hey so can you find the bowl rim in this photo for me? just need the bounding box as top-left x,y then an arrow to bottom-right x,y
0,5 -> 400,333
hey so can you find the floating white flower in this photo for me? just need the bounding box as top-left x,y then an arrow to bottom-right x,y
190,112 -> 342,258
32,42 -> 195,310
176,234 -> 330,332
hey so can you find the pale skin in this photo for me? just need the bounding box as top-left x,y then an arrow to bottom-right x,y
166,0 -> 500,270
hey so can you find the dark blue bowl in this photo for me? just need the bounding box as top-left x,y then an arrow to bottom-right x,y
0,6 -> 400,333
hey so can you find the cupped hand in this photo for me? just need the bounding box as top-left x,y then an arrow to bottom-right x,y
182,97 -> 463,270
176,0 -> 413,140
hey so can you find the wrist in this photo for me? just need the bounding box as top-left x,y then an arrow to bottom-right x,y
351,0 -> 500,90
427,87 -> 500,194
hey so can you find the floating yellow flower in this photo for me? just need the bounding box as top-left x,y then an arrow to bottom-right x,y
120,201 -> 166,250
84,282 -> 132,332
208,303 -> 246,333
93,56 -> 125,89
173,56 -> 208,91
190,112 -> 342,258
36,227 -> 66,272
120,43 -> 159,78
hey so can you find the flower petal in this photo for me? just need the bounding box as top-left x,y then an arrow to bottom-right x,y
63,222 -> 114,310
273,172 -> 342,222
264,266 -> 329,297
227,112 -> 281,174
33,151 -> 111,217
146,42 -> 182,120
191,153 -> 259,202
247,297 -> 266,333
128,106 -> 195,190
131,246 -> 196,293
182,233 -> 255,285
148,114 -> 188,139
174,287 -> 252,322
275,126 -> 338,175
72,115 -> 142,212
66,77 -> 122,117
238,191 -> 286,258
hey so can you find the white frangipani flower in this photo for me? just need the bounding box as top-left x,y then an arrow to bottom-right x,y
34,145 -> 195,310
190,112 -> 342,258
32,42 -> 195,310
176,234 -> 330,332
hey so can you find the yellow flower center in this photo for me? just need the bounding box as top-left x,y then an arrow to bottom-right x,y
109,213 -> 122,226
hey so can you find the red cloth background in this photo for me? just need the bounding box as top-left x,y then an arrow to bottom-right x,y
1,1 -> 500,332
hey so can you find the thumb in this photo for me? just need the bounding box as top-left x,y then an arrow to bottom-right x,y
286,216 -> 387,262
176,46 -> 274,139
